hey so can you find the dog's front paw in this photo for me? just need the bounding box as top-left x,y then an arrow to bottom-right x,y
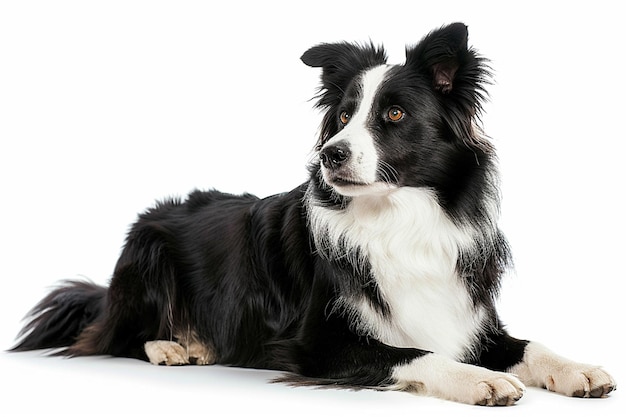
509,342 -> 616,398
393,354 -> 525,406
545,364 -> 615,398
471,372 -> 526,406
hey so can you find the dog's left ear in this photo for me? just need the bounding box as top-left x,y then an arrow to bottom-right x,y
407,23 -> 492,152
406,22 -> 470,94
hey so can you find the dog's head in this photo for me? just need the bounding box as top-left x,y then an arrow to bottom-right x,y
302,23 -> 492,203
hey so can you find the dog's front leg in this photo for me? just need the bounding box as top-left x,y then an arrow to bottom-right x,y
508,341 -> 616,398
295,314 -> 525,405
392,353 -> 525,405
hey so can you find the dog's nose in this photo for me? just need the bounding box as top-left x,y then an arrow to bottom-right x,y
320,143 -> 351,169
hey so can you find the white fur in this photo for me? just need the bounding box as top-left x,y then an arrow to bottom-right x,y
308,186 -> 489,360
508,342 -> 616,397
392,353 -> 525,405
320,65 -> 391,196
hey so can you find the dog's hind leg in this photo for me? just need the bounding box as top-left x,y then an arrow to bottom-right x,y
185,339 -> 217,365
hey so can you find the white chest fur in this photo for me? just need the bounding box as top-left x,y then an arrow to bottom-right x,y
309,187 -> 488,360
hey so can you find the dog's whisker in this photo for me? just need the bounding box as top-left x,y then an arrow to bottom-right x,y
377,160 -> 399,185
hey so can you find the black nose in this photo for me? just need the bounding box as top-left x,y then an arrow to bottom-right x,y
320,143 -> 351,169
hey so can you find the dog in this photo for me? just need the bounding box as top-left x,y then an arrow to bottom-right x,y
11,22 -> 615,406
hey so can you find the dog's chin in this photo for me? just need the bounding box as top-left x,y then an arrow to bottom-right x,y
327,177 -> 397,197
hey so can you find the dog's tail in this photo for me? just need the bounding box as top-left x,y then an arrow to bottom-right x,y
10,280 -> 107,353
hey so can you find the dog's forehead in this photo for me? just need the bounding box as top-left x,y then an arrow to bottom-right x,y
352,62 -> 421,97
359,65 -> 391,96
344,64 -> 393,101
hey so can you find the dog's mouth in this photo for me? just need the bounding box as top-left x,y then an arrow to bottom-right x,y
330,177 -> 369,187
326,175 -> 396,197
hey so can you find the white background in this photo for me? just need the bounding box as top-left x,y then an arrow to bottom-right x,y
0,0 -> 623,415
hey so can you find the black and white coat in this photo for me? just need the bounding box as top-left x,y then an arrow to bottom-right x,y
12,23 -> 615,406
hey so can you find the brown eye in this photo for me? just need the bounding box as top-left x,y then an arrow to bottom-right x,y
339,111 -> 351,125
387,107 -> 405,122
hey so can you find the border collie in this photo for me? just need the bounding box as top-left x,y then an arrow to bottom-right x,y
12,23 -> 615,406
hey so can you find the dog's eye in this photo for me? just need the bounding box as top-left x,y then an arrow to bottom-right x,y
387,107 -> 405,122
339,111 -> 351,125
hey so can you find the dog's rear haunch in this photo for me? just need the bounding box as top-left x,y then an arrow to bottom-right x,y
12,23 -> 615,405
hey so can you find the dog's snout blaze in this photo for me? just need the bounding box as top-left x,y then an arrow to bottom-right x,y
320,144 -> 351,169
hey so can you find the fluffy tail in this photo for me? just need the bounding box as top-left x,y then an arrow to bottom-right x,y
11,280 -> 107,353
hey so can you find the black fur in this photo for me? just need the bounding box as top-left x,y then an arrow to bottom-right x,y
12,23 -> 530,394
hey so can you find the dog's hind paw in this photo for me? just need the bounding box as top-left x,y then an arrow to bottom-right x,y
144,340 -> 189,366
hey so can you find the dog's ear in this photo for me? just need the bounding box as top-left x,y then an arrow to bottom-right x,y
406,23 -> 492,152
301,42 -> 387,109
405,22 -> 470,94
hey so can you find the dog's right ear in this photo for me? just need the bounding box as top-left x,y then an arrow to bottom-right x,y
301,42 -> 387,110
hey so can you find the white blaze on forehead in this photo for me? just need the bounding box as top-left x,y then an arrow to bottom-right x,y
323,65 -> 391,188
350,65 -> 390,127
